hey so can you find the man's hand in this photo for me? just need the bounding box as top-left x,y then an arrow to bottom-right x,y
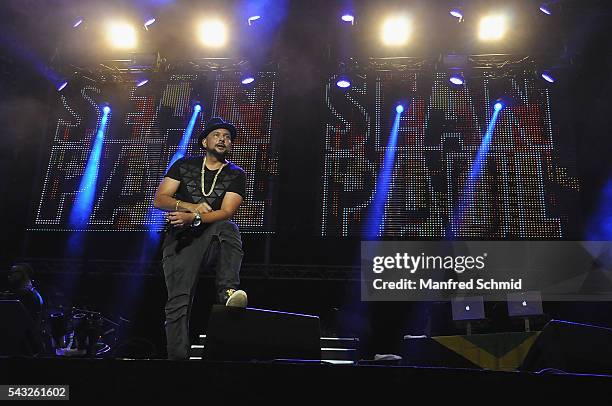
194,202 -> 213,215
166,211 -> 196,228
179,201 -> 213,215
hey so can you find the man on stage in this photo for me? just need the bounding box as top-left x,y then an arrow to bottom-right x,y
154,117 -> 247,360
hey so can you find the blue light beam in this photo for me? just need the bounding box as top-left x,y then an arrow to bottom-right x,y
147,104 -> 203,233
365,104 -> 404,238
69,106 -> 111,228
448,102 -> 503,237
166,104 -> 202,170
586,178 -> 612,240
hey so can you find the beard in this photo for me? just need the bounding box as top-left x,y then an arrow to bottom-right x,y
207,146 -> 228,161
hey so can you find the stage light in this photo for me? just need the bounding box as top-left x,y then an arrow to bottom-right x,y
106,22 -> 137,49
541,71 -> 555,83
341,14 -> 355,25
197,19 -> 227,48
381,17 -> 411,46
57,81 -> 68,92
144,18 -> 156,29
242,76 -> 255,85
136,79 -> 149,87
166,104 -> 202,169
449,74 -> 464,85
336,77 -> 351,88
247,15 -> 261,26
478,15 -> 507,41
73,18 -> 83,28
69,105 -> 111,228
450,8 -> 463,21
449,99 -> 503,236
539,3 -> 552,15
366,104 -> 405,237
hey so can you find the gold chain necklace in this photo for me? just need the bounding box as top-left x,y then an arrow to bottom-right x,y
201,155 -> 226,197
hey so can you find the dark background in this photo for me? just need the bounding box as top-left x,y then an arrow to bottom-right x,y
1,0 -> 611,357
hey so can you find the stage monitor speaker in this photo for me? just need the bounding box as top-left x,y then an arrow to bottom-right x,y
0,300 -> 37,356
520,319 -> 612,375
205,305 -> 321,361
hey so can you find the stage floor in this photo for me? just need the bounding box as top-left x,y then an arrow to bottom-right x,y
3,357 -> 611,401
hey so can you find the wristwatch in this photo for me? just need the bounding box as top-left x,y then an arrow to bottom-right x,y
192,212 -> 202,227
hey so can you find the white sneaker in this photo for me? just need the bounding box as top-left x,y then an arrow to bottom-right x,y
225,289 -> 248,308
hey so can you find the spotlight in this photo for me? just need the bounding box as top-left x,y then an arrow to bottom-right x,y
449,74 -> 465,85
336,76 -> 351,89
136,79 -> 149,87
381,17 -> 411,46
247,15 -> 261,26
197,19 -> 227,48
541,71 -> 555,83
194,104 -> 202,112
494,95 -> 516,110
73,18 -> 83,28
144,18 -> 156,30
57,81 -> 68,92
396,104 -> 404,114
106,21 -> 137,49
539,3 -> 552,15
341,14 -> 355,25
478,15 -> 507,41
450,8 -> 463,21
241,76 -> 255,85
70,105 -> 111,228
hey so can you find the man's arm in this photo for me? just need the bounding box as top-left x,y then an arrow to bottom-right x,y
154,177 -> 215,228
153,177 -> 183,212
200,192 -> 243,223
153,177 -> 211,214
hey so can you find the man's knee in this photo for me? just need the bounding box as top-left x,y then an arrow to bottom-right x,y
211,220 -> 241,237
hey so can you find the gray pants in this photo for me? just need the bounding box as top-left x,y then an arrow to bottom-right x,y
162,220 -> 243,360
